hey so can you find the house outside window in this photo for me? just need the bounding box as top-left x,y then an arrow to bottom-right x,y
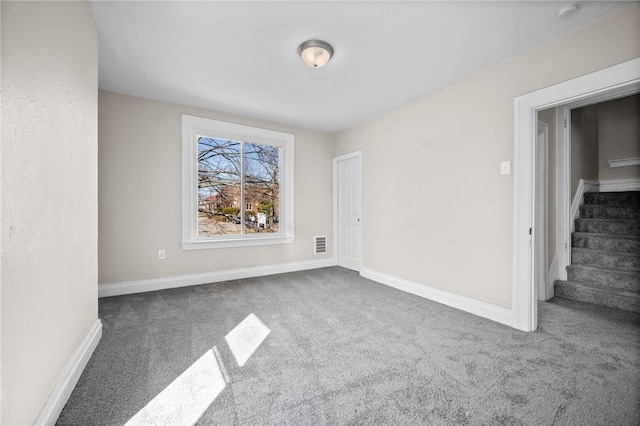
182,115 -> 294,249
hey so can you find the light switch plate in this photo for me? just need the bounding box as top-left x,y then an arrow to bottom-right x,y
500,161 -> 511,175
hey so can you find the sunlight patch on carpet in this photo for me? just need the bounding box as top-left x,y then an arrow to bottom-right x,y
125,348 -> 226,426
225,313 -> 271,367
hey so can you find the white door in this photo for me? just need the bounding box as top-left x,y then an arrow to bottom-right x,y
336,154 -> 361,271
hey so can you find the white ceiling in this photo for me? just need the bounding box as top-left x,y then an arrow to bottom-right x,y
89,1 -> 634,133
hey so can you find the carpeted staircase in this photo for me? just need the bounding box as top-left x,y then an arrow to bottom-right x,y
555,191 -> 640,313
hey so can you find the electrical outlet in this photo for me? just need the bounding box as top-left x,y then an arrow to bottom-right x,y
158,250 -> 166,260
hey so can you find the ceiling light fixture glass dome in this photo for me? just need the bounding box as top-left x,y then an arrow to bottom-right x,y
298,39 -> 334,69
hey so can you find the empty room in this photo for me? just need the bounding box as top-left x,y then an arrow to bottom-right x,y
1,1 -> 639,425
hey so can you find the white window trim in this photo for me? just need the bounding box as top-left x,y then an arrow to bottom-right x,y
181,114 -> 295,250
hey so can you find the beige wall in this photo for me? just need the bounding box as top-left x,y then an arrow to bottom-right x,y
598,94 -> 640,181
1,2 -> 98,424
571,105 -> 600,198
538,108 -> 557,268
98,91 -> 333,284
0,3 -> 3,421
334,4 -> 640,308
571,93 -> 640,194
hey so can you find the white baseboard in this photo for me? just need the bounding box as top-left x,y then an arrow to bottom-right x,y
34,320 -> 102,426
99,258 -> 336,298
360,267 -> 512,327
599,178 -> 640,192
547,251 -> 558,300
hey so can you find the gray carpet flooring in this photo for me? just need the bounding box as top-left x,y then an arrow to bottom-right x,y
57,267 -> 640,425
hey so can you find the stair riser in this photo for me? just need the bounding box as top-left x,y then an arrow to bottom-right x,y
584,192 -> 640,206
572,233 -> 640,254
572,249 -> 640,271
575,219 -> 640,236
580,205 -> 640,220
555,281 -> 640,313
567,265 -> 640,292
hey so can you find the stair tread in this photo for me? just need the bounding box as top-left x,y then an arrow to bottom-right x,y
577,218 -> 640,222
557,280 -> 640,297
573,232 -> 640,240
555,280 -> 640,313
567,263 -> 640,276
584,191 -> 640,199
572,247 -> 640,258
580,204 -> 640,210
572,232 -> 640,255
575,218 -> 640,236
571,247 -> 640,272
580,203 -> 640,209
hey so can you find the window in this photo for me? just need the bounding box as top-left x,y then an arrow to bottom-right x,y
182,115 -> 294,249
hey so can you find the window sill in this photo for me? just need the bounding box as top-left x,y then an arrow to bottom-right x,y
181,235 -> 295,250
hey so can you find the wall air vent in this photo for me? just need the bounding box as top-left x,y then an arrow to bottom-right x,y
314,236 -> 327,254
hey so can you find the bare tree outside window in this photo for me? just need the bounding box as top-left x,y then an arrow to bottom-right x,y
244,143 -> 280,233
197,137 -> 280,236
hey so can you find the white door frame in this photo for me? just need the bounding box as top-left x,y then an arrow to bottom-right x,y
332,151 -> 363,269
512,58 -> 640,332
555,106 -> 571,282
535,120 -> 549,303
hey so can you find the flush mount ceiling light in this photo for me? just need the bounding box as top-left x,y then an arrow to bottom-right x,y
557,4 -> 579,19
298,39 -> 334,69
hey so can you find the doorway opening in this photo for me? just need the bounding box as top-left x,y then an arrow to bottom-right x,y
536,93 -> 640,314
513,58 -> 640,332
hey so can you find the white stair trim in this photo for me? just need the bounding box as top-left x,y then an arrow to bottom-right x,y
599,178 -> 640,192
571,179 -> 599,233
99,258 -> 335,298
34,320 -> 102,426
360,267 -> 512,327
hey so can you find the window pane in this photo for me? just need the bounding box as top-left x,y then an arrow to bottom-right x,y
244,142 -> 280,234
197,137 -> 242,236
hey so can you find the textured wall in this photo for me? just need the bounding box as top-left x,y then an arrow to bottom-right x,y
334,4 -> 640,308
571,93 -> 640,190
571,105 -> 600,198
598,94 -> 640,181
1,2 -> 98,424
98,91 -> 334,284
